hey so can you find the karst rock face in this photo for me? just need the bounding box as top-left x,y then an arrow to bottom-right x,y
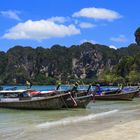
135,27 -> 140,45
2,43 -> 117,84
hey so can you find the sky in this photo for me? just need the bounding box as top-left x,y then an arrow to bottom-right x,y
0,0 -> 140,52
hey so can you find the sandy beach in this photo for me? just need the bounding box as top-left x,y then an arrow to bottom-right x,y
75,120 -> 140,140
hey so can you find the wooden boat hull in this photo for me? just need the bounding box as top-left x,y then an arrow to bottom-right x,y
64,94 -> 93,108
0,93 -> 70,110
95,90 -> 138,101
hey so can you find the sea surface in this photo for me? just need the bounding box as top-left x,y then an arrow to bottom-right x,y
0,85 -> 140,140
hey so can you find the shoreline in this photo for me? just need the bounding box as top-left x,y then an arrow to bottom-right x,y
75,120 -> 140,140
1,98 -> 140,140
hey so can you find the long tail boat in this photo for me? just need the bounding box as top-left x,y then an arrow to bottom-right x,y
0,89 -> 93,109
69,88 -> 138,101
95,90 -> 139,101
0,91 -> 71,110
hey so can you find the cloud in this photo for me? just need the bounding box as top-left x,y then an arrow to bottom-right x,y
47,16 -> 68,23
2,19 -> 80,40
79,22 -> 96,28
80,39 -> 96,44
110,35 -> 127,42
0,10 -> 21,21
109,45 -> 117,50
73,7 -> 122,21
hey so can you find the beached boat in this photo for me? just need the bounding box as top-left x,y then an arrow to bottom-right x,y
0,92 -> 71,110
95,90 -> 139,101
0,88 -> 93,109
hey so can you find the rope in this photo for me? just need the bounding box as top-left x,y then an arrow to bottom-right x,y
68,92 -> 77,107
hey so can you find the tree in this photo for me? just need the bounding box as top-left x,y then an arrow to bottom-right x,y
127,71 -> 140,84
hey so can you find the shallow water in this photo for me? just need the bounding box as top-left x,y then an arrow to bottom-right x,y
0,86 -> 140,140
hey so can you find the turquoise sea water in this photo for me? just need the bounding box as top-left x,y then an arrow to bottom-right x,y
0,85 -> 140,140
1,85 -> 117,91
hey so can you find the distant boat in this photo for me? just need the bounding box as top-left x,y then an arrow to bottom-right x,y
70,88 -> 139,101
95,90 -> 139,101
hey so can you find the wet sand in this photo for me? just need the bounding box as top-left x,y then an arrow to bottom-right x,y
75,120 -> 140,140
